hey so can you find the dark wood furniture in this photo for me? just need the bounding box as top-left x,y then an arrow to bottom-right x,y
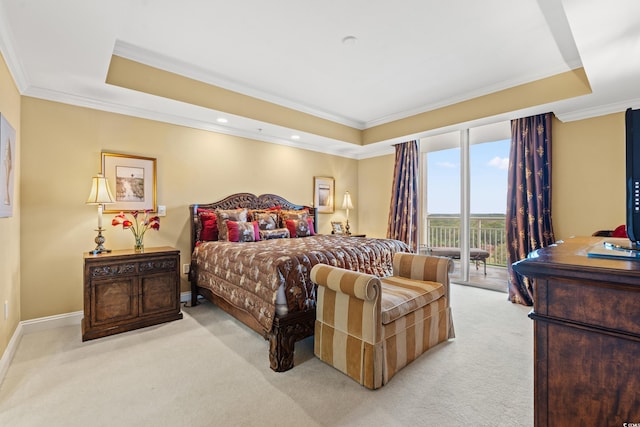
512,236 -> 640,426
189,193 -> 318,372
82,246 -> 182,341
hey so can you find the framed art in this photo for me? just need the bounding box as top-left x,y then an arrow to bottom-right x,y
101,152 -> 157,213
313,176 -> 334,214
331,221 -> 345,234
0,114 -> 16,218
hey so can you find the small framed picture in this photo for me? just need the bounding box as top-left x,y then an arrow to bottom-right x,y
331,221 -> 345,234
314,176 -> 334,214
101,152 -> 157,213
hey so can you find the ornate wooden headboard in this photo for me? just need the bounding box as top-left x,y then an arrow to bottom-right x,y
188,193 -> 318,251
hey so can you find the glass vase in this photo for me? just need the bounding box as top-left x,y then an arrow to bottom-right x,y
134,235 -> 144,252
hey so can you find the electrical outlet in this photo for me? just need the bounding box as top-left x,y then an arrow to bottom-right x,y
182,264 -> 190,274
157,205 -> 167,217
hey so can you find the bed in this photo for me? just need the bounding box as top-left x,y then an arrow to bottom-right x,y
188,193 -> 410,372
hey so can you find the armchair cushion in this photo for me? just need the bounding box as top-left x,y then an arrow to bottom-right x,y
379,277 -> 444,324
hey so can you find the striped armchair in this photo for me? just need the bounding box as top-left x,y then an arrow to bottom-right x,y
311,252 -> 454,389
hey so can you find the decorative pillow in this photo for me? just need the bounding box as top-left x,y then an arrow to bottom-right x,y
612,224 -> 628,238
259,228 -> 290,240
285,218 -> 312,238
226,220 -> 260,243
216,208 -> 248,241
197,208 -> 218,241
307,217 -> 316,236
278,209 -> 309,228
251,211 -> 279,230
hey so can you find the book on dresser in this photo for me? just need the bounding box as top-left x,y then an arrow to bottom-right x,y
82,246 -> 182,341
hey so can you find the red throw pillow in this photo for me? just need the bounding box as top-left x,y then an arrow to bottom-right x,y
307,217 -> 316,236
198,210 -> 218,241
285,219 -> 297,238
226,220 -> 240,242
612,224 -> 628,238
226,220 -> 260,242
285,218 -> 312,238
252,221 -> 261,241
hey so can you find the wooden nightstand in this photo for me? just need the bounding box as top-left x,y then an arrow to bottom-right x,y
82,246 -> 182,341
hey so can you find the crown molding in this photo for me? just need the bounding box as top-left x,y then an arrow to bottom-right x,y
364,62 -> 584,129
554,97 -> 640,122
23,85 -> 364,159
113,40 -> 367,130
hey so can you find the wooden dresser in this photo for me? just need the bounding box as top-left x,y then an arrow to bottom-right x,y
82,246 -> 182,341
512,237 -> 640,426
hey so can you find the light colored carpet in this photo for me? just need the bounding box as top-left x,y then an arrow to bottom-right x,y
0,284 -> 533,427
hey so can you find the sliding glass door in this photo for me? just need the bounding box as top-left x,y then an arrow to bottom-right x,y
423,122 -> 510,290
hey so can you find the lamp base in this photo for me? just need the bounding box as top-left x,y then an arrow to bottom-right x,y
345,219 -> 351,236
90,228 -> 111,255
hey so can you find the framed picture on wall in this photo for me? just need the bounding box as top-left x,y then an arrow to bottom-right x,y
313,176 -> 334,213
0,114 -> 16,218
101,152 -> 157,213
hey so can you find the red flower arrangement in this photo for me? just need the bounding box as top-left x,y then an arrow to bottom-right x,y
112,210 -> 160,250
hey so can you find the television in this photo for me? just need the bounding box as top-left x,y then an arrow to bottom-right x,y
626,107 -> 640,246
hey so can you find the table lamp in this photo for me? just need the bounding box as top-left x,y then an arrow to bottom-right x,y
342,191 -> 354,235
86,173 -> 115,254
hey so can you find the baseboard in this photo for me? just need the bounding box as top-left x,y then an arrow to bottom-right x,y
0,291 -> 194,386
180,291 -> 191,304
20,311 -> 83,334
0,321 -> 23,386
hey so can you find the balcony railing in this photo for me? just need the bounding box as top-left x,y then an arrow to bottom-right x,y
424,214 -> 508,267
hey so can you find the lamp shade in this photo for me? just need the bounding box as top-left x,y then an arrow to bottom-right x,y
86,173 -> 115,205
342,191 -> 354,210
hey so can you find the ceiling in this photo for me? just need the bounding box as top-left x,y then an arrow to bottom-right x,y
1,0 -> 640,158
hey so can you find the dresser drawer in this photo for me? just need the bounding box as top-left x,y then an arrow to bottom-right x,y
546,278 -> 640,336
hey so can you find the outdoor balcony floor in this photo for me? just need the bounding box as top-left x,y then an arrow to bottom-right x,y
449,261 -> 508,293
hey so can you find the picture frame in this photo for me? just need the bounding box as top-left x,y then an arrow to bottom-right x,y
101,152 -> 157,213
331,221 -> 345,235
0,114 -> 16,218
313,176 -> 335,214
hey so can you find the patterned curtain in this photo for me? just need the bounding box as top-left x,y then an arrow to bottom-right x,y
506,113 -> 555,305
387,140 -> 419,252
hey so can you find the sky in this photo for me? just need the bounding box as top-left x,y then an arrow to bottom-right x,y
426,138 -> 510,214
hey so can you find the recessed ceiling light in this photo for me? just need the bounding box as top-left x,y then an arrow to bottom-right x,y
291,135 -> 301,140
342,35 -> 357,46
216,117 -> 228,123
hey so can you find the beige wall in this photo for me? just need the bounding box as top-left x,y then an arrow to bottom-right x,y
20,98 -> 359,320
0,51 -> 21,358
552,113 -> 625,239
358,154 -> 395,238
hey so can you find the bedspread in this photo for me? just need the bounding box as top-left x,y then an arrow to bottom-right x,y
191,235 -> 410,331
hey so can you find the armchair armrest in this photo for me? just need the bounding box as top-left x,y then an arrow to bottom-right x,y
310,264 -> 380,301
310,264 -> 381,344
